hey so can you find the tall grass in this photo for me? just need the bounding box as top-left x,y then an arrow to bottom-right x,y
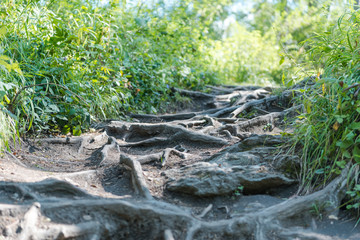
290,10 -> 360,211
0,109 -> 15,152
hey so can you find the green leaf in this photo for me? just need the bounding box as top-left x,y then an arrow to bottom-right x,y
353,146 -> 360,163
279,56 -> 285,65
72,125 -> 82,136
345,131 -> 356,140
69,109 -> 76,116
0,26 -> 7,37
336,116 -> 344,124
349,122 -> 360,130
336,140 -> 353,149
62,125 -> 70,134
0,55 -> 10,61
304,100 -> 312,113
336,160 -> 347,168
343,150 -> 351,158
282,73 -> 285,86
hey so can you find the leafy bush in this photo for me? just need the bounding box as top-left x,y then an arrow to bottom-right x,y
290,10 -> 360,210
0,0 -> 230,135
0,0 -> 349,149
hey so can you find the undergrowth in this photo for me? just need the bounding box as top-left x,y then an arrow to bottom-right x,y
0,109 -> 16,153
0,0 -> 345,141
0,0 -> 234,136
290,10 -> 360,213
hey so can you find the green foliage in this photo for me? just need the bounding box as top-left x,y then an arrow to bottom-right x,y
0,0 -> 232,135
0,109 -> 16,153
200,0 -> 346,85
290,10 -> 360,211
205,23 -> 282,85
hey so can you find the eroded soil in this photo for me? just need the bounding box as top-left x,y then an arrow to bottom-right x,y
1,83 -> 360,240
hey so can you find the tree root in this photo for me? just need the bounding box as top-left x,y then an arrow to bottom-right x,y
99,136 -> 120,166
164,229 -> 175,240
107,121 -> 228,146
0,165 -> 352,239
8,202 -> 101,240
2,84 -> 353,240
208,105 -> 240,118
117,137 -> 168,147
219,105 -> 301,136
120,154 -> 153,199
4,150 -> 28,168
130,112 -> 197,122
38,137 -> 83,145
194,164 -> 352,239
194,204 -> 213,219
18,202 -> 41,240
33,136 -> 89,154
230,95 -> 279,118
120,147 -> 187,166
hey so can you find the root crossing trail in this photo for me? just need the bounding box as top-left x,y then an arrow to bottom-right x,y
1,84 -> 359,239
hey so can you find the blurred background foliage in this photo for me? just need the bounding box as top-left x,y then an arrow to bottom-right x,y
0,0 -> 351,145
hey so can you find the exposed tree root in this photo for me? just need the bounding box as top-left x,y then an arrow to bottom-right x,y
18,202 -> 41,240
120,154 -> 153,200
4,150 -> 28,167
193,165 -> 351,239
122,148 -> 187,165
208,105 -> 240,118
99,136 -> 120,166
2,84 -> 356,240
220,105 -> 302,135
230,95 -> 279,118
117,136 -> 168,147
38,137 -> 83,145
0,165 -> 353,240
130,112 -> 197,122
164,229 -> 175,240
106,121 -> 228,146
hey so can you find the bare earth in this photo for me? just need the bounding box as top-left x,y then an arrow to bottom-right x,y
1,84 -> 360,239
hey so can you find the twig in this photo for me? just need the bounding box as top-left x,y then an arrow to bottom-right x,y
4,150 -> 28,167
343,83 -> 360,92
194,204 -> 213,219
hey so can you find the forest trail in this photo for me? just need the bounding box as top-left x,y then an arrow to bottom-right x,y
1,84 -> 359,240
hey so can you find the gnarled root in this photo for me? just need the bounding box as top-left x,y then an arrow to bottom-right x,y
120,154 -> 153,199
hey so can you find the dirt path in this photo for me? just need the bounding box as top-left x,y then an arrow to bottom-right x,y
1,84 -> 360,239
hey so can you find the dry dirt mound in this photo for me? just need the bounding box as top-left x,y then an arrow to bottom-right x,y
1,84 -> 360,239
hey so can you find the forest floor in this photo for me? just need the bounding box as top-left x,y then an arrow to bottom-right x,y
1,83 -> 360,240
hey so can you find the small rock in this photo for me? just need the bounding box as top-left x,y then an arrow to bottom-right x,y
3,227 -> 12,237
165,162 -> 295,197
83,215 -> 92,221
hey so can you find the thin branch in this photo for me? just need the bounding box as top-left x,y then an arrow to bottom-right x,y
343,83 -> 360,92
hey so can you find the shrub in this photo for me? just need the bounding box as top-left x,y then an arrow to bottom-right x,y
0,0 -> 228,134
290,10 -> 360,212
